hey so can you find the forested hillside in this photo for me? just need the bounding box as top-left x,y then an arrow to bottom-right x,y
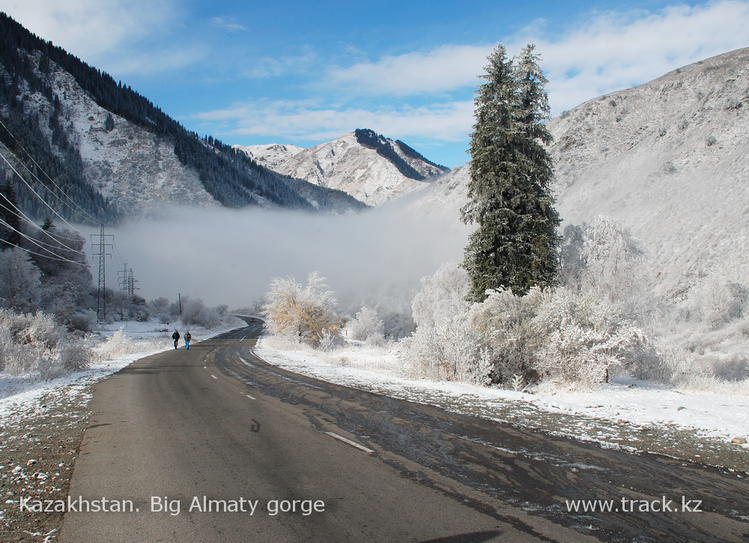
0,13 -> 364,223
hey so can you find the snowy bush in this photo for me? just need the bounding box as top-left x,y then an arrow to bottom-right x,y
686,279 -> 748,329
148,297 -> 175,323
533,288 -> 651,384
467,287 -> 545,384
403,315 -> 492,383
0,309 -> 91,378
380,310 -> 415,339
400,264 -> 491,383
318,329 -> 344,351
0,247 -> 42,313
68,310 -> 97,333
411,264 -> 470,330
180,297 -> 221,329
59,342 -> 91,371
401,261 -> 657,387
346,306 -> 385,345
560,216 -> 651,321
263,272 -> 342,348
468,286 -> 654,386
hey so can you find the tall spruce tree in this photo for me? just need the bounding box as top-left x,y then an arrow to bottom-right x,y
461,43 -> 560,301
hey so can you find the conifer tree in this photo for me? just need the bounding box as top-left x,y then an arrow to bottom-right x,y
461,43 -> 560,301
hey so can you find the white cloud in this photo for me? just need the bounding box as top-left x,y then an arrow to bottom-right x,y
210,16 -> 246,33
0,0 -> 174,61
326,44 -> 492,95
193,100 -> 474,142
0,0 -> 205,75
321,1 -> 749,113
527,1 -> 749,111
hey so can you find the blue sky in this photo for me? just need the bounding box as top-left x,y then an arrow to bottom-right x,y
2,0 -> 749,166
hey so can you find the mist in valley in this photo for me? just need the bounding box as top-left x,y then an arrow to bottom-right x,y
88,200 -> 470,316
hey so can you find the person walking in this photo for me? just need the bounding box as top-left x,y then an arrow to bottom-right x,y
184,331 -> 192,350
172,330 -> 180,350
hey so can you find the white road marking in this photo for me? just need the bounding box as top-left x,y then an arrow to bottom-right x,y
210,374 -> 218,380
245,394 -> 256,400
324,432 -> 374,454
203,366 -> 207,369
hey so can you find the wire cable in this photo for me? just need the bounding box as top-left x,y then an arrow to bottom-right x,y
0,199 -> 87,255
0,148 -> 85,237
0,237 -> 87,266
0,117 -> 102,225
0,217 -> 85,262
0,189 -> 87,255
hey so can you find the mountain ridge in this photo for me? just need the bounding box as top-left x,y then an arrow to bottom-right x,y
0,12 -> 365,223
235,129 -> 449,206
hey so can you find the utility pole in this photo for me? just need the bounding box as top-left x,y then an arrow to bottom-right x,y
90,226 -> 113,322
117,262 -> 128,320
127,267 -> 138,297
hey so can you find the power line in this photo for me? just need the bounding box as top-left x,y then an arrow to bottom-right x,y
0,199 -> 86,256
0,237 -> 87,266
0,117 -> 102,225
0,147 -> 85,237
0,217 -> 85,263
0,190 -> 86,254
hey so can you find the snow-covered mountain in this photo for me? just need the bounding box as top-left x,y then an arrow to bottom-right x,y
0,14 -> 364,223
235,129 -> 449,206
407,47 -> 749,298
233,143 -> 304,170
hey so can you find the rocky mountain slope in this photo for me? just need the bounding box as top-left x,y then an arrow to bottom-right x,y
236,129 -> 449,206
0,13 -> 364,224
405,47 -> 749,298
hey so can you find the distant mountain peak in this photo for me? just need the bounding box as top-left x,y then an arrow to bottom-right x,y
235,129 -> 449,206
352,128 -> 448,181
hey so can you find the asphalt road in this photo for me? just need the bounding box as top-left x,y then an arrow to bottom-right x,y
59,322 -> 749,542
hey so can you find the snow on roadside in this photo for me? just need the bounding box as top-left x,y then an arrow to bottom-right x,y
255,335 -> 749,449
0,319 -> 241,420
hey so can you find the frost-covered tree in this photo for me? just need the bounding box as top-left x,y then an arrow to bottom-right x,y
346,306 -> 385,344
27,224 -> 94,327
560,216 -> 649,322
180,297 -> 221,328
401,264 -> 491,383
462,43 -> 560,301
263,272 -> 342,347
0,247 -> 41,312
468,286 -> 653,386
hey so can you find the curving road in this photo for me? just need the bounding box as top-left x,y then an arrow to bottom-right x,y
59,321 -> 749,542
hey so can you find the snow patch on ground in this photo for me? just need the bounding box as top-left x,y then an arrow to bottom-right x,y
255,335 -> 749,449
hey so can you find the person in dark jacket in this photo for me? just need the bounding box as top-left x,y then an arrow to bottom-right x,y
184,331 -> 192,350
172,330 -> 180,349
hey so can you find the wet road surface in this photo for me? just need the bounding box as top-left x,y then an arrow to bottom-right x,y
60,322 -> 749,542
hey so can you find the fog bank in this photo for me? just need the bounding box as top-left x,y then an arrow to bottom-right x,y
93,202 -> 469,315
